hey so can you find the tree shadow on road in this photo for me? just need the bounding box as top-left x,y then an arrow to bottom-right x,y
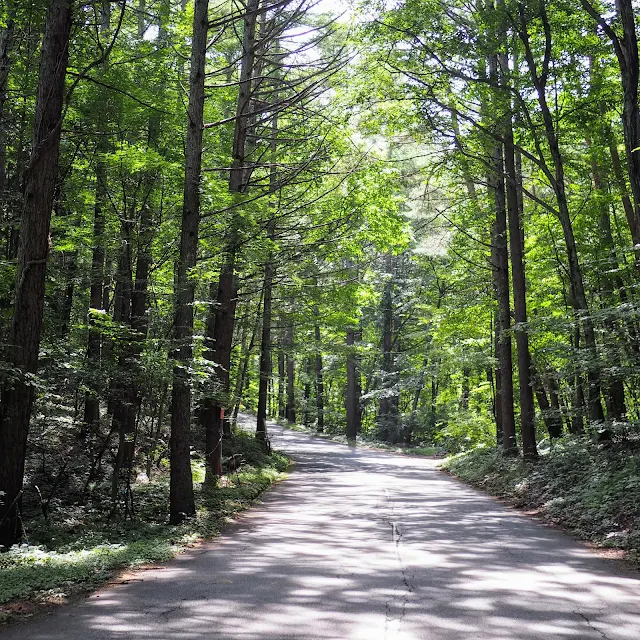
4,424 -> 640,640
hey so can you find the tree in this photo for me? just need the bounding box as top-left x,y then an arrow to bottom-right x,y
0,0 -> 73,549
169,0 -> 209,524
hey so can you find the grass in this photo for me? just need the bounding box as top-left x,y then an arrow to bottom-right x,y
442,437 -> 640,560
0,431 -> 289,623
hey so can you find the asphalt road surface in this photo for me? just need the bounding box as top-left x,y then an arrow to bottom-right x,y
3,419 -> 640,639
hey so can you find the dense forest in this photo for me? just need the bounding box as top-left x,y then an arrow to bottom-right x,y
1,0 -> 640,563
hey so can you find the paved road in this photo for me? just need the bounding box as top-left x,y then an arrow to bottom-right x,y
3,421 -> 640,639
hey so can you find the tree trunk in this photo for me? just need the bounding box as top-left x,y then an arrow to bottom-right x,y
494,311 -> 503,446
110,236 -> 136,510
303,358 -> 312,427
503,97 -> 537,458
83,145 -> 108,432
257,99 -> 278,441
532,366 -> 563,439
210,270 -> 238,442
207,0 -> 261,437
520,4 -> 604,423
378,255 -> 394,441
588,138 -> 627,421
231,291 -> 262,424
0,0 -> 72,549
256,258 -> 274,439
314,310 -> 324,433
346,327 -> 358,440
278,347 -> 285,419
616,0 -> 640,225
582,0 -> 640,241
488,135 -> 517,454
285,321 -> 296,423
169,0 -> 208,524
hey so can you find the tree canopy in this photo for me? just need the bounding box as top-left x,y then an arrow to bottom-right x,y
2,0 -> 640,557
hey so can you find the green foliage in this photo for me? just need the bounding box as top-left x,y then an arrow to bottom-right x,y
0,432 -> 289,618
434,411 -> 496,453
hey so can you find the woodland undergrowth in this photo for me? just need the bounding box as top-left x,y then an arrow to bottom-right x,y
0,432 -> 289,622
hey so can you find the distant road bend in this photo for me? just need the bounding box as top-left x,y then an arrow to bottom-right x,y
3,417 -> 640,639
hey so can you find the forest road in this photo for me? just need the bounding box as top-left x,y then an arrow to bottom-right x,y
3,418 -> 640,640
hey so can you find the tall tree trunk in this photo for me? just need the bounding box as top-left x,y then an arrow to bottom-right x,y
488,116 -> 517,454
110,236 -> 136,512
202,284 -> 222,484
303,358 -> 312,427
589,140 -> 627,421
83,144 -> 108,432
278,346 -> 285,419
257,100 -> 278,441
231,291 -> 262,424
378,255 -> 394,441
314,309 -> 324,433
208,0 -> 261,437
256,255 -> 274,439
532,366 -> 563,439
346,327 -> 358,440
502,99 -> 537,458
285,320 -> 296,423
496,16 -> 537,455
0,0 -> 72,549
355,328 -> 363,434
493,311 -> 504,445
210,271 -> 238,439
169,0 -> 208,524
83,0 -> 111,434
520,4 -> 605,423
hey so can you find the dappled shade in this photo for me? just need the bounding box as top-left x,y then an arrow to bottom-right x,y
4,421 -> 640,639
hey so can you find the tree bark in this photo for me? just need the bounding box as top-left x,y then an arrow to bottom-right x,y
256,256 -> 274,439
257,97 -> 278,441
314,309 -> 324,433
169,0 -> 208,524
378,255 -> 395,441
502,94 -> 537,458
278,346 -> 285,419
346,327 -> 358,440
532,366 -> 563,439
209,270 -> 238,443
83,145 -> 108,432
208,0 -> 261,440
285,320 -> 296,423
488,119 -> 517,454
519,4 -> 604,423
0,0 -> 72,549
231,291 -> 262,424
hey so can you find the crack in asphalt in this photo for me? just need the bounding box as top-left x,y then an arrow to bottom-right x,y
573,610 -> 612,640
382,489 -> 415,639
157,601 -> 184,621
